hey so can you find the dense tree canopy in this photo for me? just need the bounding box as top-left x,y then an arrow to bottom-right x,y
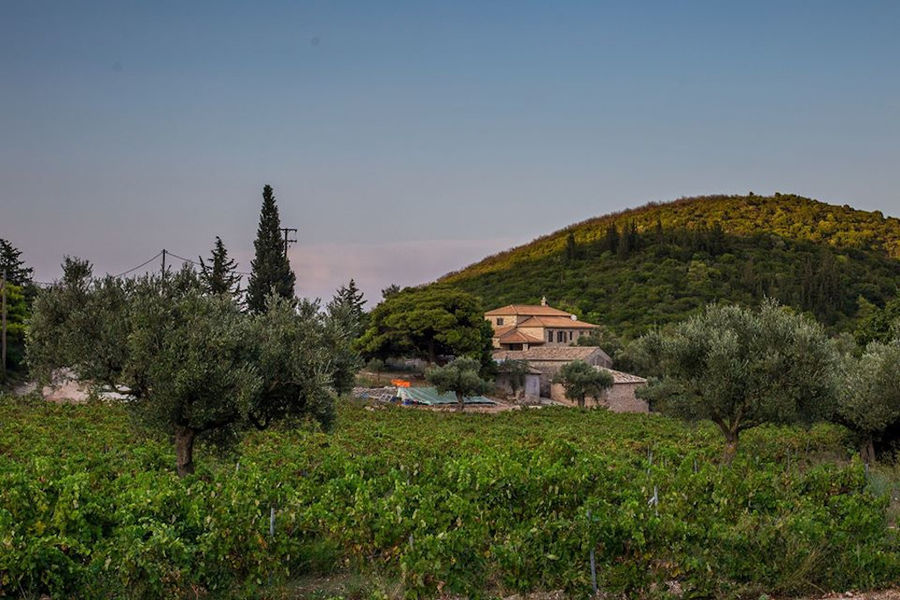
855,297 -> 900,346
640,300 -> 838,459
357,286 -> 494,367
247,185 -> 295,313
440,195 -> 900,338
28,265 -> 337,475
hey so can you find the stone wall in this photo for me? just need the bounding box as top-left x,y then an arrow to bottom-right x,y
550,382 -> 649,413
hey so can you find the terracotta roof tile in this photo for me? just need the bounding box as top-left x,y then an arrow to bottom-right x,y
496,329 -> 545,344
602,368 -> 648,384
485,304 -> 575,317
492,346 -> 612,363
518,316 -> 598,329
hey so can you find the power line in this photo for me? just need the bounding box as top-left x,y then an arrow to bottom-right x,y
37,247 -> 261,285
111,251 -> 164,278
165,251 -> 253,276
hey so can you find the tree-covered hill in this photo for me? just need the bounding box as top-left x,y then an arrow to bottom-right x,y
438,194 -> 900,338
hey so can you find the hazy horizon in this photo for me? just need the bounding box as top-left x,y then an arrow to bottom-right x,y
4,2 -> 899,302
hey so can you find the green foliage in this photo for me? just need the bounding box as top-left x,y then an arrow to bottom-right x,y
855,297 -> 900,346
439,194 -> 900,338
357,286 -> 494,367
838,340 -> 900,462
27,259 -> 132,391
643,300 -> 839,457
27,267 -> 337,475
328,279 -> 367,339
552,360 -> 614,408
496,358 -> 530,398
0,398 -> 896,599
381,283 -> 401,301
1,282 -> 27,374
425,356 -> 491,410
324,289 -> 365,397
247,185 -> 296,314
199,236 -> 242,299
0,239 -> 33,287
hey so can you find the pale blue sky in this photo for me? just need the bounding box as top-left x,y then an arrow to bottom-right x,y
2,1 -> 899,301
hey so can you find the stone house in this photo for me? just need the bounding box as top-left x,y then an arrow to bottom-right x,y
550,368 -> 649,413
485,298 -> 599,351
494,362 -> 542,401
491,346 -> 612,396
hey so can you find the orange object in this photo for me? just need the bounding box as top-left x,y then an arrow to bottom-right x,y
391,379 -> 411,388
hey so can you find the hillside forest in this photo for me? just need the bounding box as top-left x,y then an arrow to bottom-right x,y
440,194 -> 900,338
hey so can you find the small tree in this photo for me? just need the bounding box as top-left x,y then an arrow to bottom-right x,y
426,356 -> 491,411
553,360 -> 613,408
0,239 -> 33,287
199,236 -> 242,299
497,359 -> 530,400
837,341 -> 900,464
247,184 -> 296,313
381,283 -> 401,300
646,300 -> 838,461
327,279 -> 367,338
324,294 -> 364,396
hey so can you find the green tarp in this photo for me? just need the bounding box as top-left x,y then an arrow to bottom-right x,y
397,386 -> 497,406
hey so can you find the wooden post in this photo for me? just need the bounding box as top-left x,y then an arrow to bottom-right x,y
587,509 -> 598,595
160,249 -> 167,278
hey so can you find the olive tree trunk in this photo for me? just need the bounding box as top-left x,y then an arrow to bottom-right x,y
723,428 -> 739,464
175,426 -> 196,477
860,437 -> 876,465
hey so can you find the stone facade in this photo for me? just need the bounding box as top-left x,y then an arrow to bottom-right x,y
549,368 -> 649,413
492,346 -> 613,396
486,300 -> 599,350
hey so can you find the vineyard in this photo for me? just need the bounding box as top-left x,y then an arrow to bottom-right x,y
1,396 -> 898,599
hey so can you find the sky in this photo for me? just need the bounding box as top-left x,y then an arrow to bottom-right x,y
2,1 -> 899,302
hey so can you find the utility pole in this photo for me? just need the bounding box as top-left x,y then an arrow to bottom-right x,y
161,249 -> 167,278
1,270 -> 6,383
279,228 -> 298,258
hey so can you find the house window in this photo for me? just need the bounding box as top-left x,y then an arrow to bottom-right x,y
547,330 -> 553,342
496,318 -> 504,326
569,331 -> 573,341
557,331 -> 565,343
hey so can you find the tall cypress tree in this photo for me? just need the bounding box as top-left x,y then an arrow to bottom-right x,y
199,236 -> 242,299
247,185 -> 296,313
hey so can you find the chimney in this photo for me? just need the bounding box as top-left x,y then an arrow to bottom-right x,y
540,296 -> 547,306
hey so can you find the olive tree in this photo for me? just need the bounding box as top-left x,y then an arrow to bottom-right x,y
28,263 -> 337,476
645,300 -> 838,460
837,341 -> 900,464
552,360 -> 614,408
426,356 -> 491,411
28,258 -> 133,393
497,358 -> 530,400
